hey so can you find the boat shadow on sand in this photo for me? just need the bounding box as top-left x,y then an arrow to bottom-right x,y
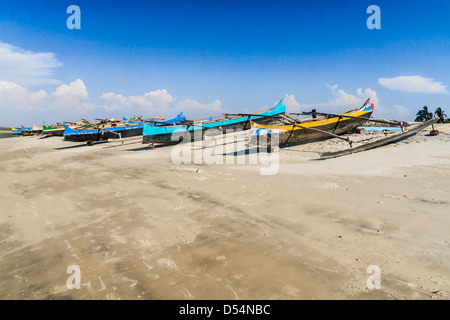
54,141 -> 109,150
124,144 -> 168,152
218,147 -> 278,157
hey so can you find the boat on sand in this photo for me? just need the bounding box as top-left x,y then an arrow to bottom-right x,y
64,112 -> 186,143
250,98 -> 375,147
142,100 -> 286,146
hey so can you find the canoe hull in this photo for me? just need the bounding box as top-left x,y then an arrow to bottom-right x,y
142,116 -> 282,145
277,111 -> 372,146
43,125 -> 65,136
252,99 -> 374,147
43,129 -> 65,136
143,120 -> 252,145
21,130 -> 34,136
64,125 -> 143,142
11,128 -> 22,136
142,101 -> 286,145
64,112 -> 185,142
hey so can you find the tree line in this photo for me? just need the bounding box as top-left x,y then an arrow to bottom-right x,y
415,106 -> 448,123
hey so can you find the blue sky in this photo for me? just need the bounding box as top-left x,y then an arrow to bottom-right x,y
0,0 -> 449,126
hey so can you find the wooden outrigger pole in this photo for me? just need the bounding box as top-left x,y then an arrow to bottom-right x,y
290,112 -> 408,131
319,116 -> 439,159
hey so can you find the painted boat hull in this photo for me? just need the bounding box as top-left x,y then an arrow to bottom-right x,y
21,128 -> 33,136
252,99 -> 374,147
278,111 -> 372,145
64,125 -> 143,142
43,128 -> 65,136
142,119 -> 283,145
63,112 -> 186,142
142,101 -> 286,145
43,125 -> 65,136
11,128 -> 22,136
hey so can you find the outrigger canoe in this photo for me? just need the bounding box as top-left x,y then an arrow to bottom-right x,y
19,126 -> 33,136
11,127 -> 23,135
142,100 -> 286,145
14,125 -> 42,136
43,123 -> 65,136
64,112 -> 186,142
250,98 -> 374,147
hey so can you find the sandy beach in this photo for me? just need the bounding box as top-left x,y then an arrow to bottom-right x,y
0,124 -> 449,300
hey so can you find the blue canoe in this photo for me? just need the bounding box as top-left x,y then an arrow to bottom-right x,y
64,112 -> 186,142
14,127 -> 33,135
11,127 -> 23,135
142,100 -> 286,145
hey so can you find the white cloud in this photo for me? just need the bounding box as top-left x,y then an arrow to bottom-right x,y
52,79 -> 89,109
290,84 -> 387,119
129,89 -> 175,111
0,42 -> 62,86
142,89 -> 176,106
176,99 -> 222,119
101,89 -> 222,119
0,81 -> 46,111
282,94 -> 301,113
378,76 -> 447,94
0,79 -> 91,115
325,83 -> 360,106
315,85 -> 416,120
101,89 -> 175,114
393,105 -> 411,119
101,92 -> 129,111
318,84 -> 379,110
358,88 -> 379,108
176,99 -> 221,112
0,78 -> 224,125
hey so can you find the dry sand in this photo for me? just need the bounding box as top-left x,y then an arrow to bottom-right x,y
0,124 -> 449,300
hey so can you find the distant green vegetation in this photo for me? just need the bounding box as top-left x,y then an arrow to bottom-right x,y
415,106 -> 449,123
0,127 -> 12,131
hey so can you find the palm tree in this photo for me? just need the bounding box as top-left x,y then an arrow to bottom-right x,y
415,106 -> 433,122
434,107 -> 447,123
